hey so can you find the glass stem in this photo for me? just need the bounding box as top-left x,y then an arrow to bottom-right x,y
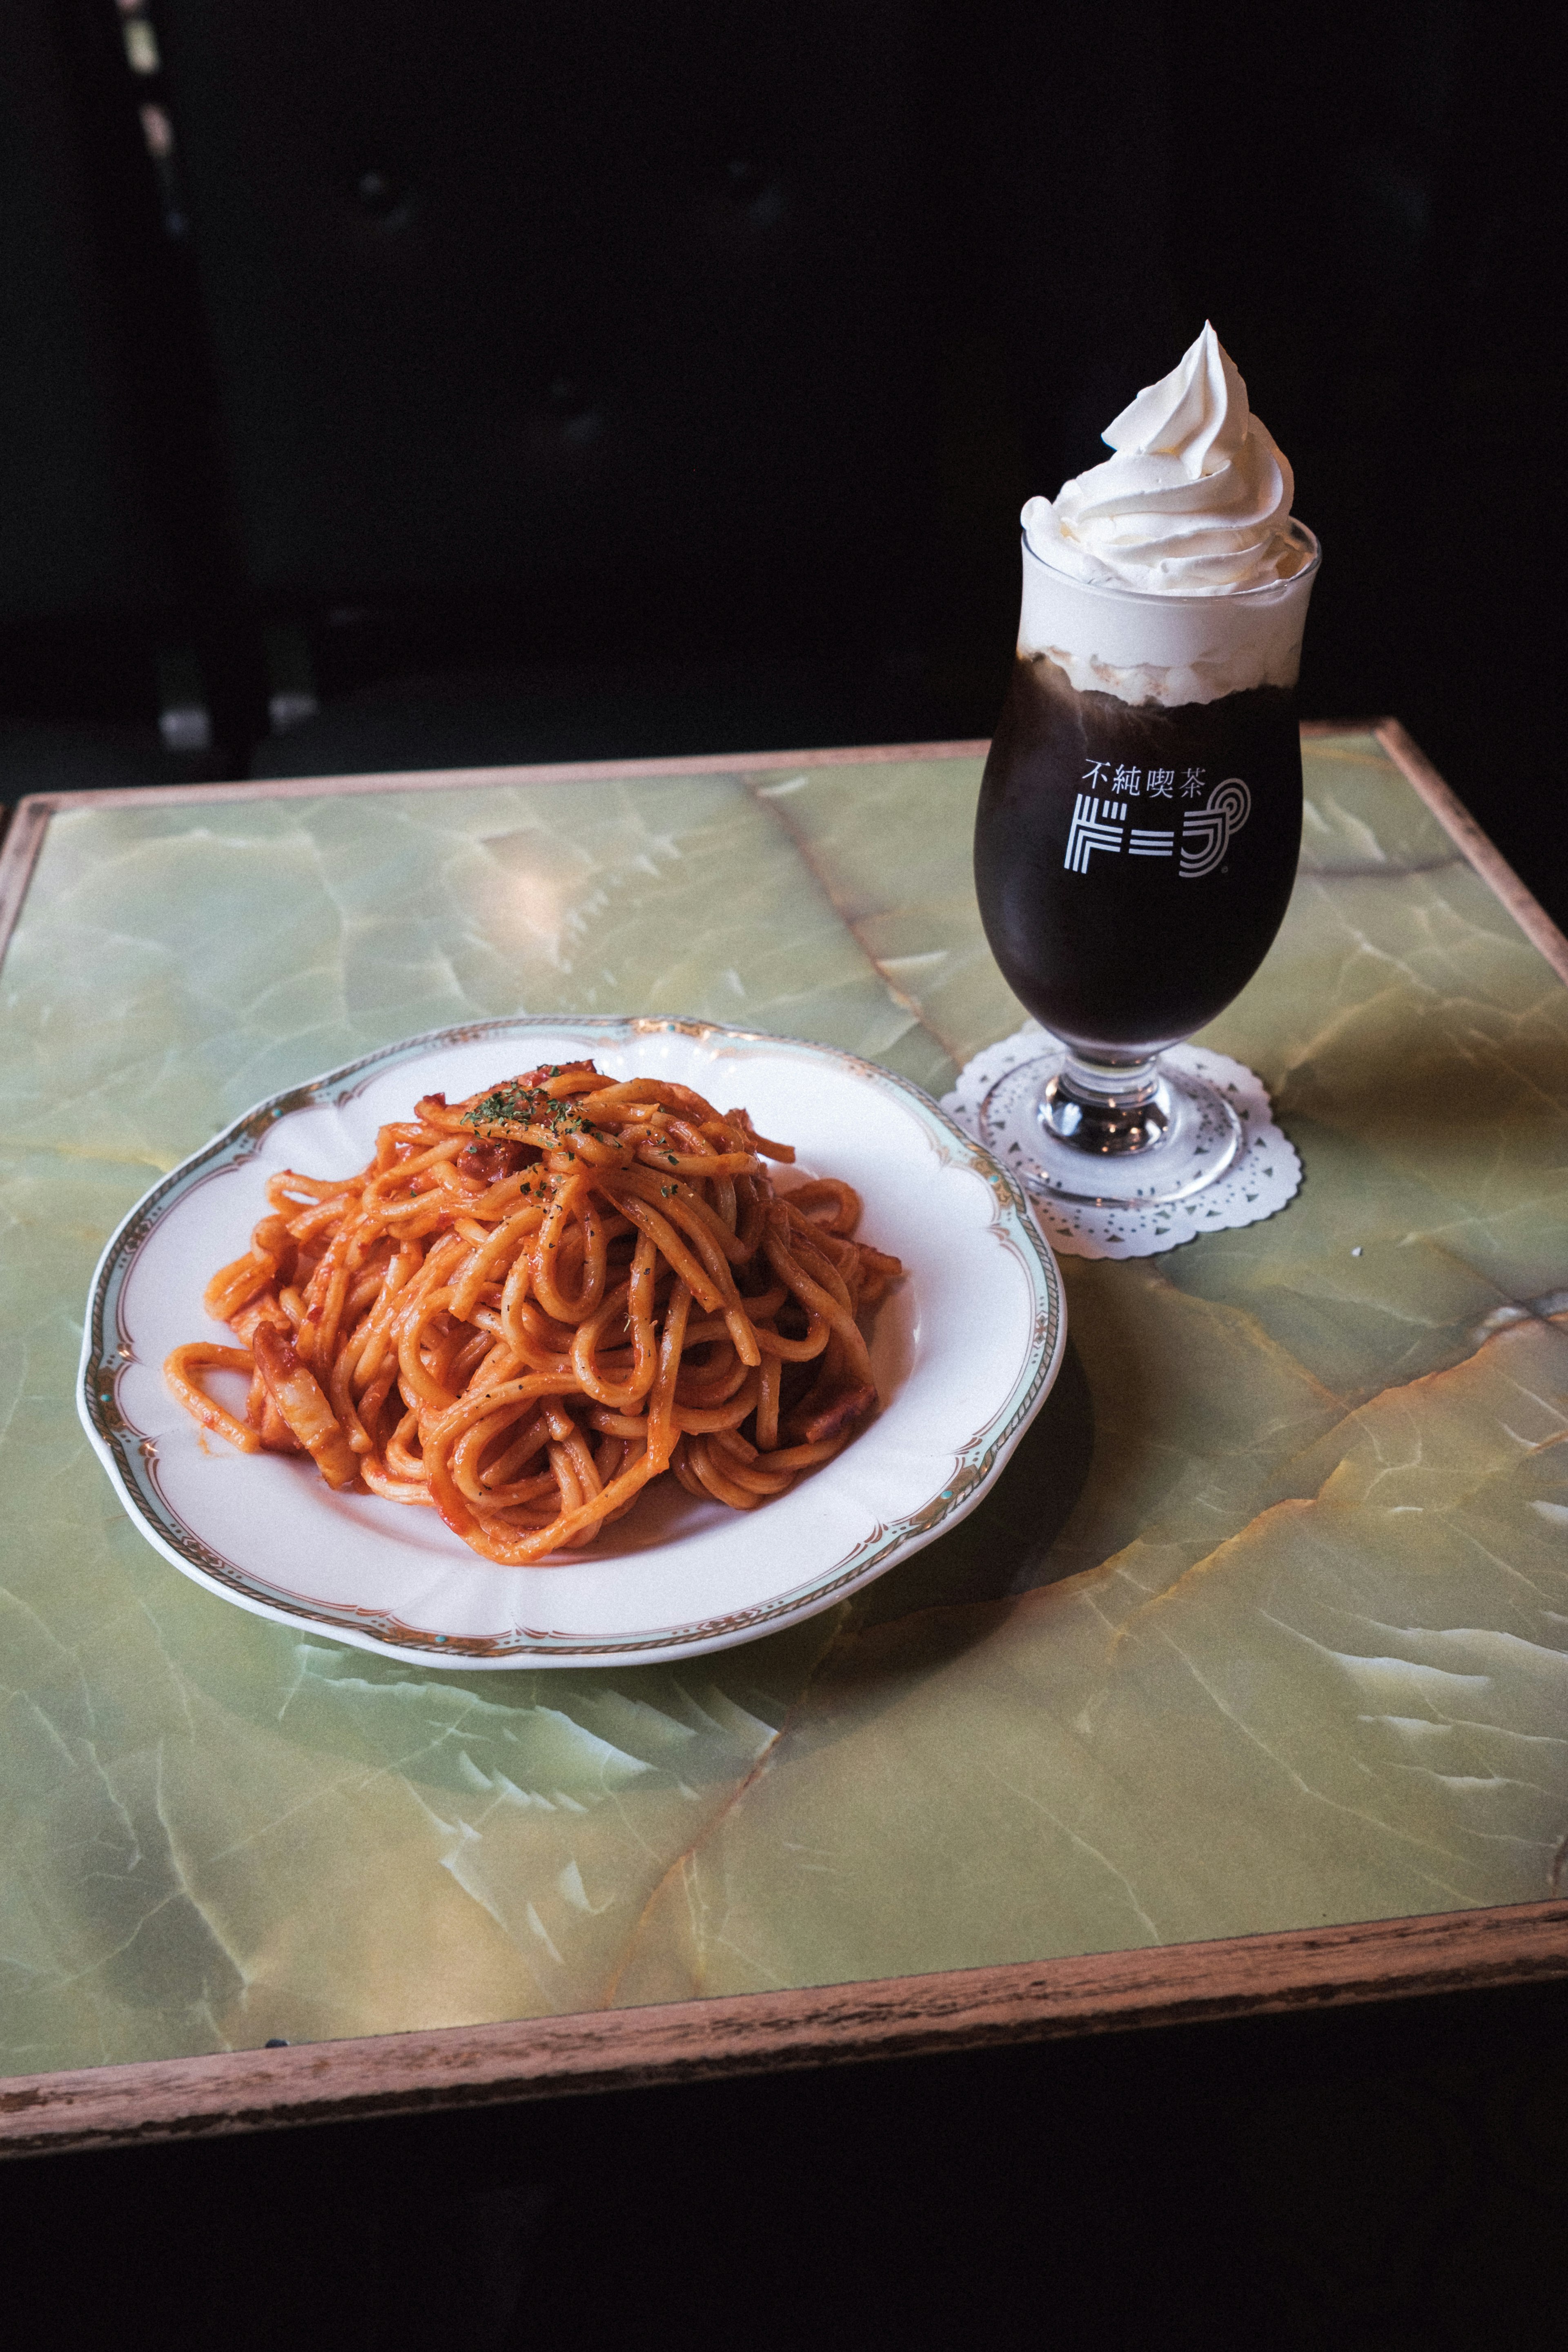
1038,1051 -> 1170,1156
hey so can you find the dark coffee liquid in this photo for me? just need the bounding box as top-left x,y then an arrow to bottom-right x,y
974,655 -> 1303,1052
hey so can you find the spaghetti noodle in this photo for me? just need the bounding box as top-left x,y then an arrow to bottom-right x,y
165,1060 -> 904,1564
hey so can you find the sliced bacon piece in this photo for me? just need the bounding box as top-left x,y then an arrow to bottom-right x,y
792,1382 -> 878,1446
251,1322 -> 361,1490
455,1138 -> 535,1184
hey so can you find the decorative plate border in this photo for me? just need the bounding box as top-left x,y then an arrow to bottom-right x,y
78,1017 -> 1066,1668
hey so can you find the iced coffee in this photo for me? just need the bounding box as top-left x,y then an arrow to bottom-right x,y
973,324 -> 1319,1204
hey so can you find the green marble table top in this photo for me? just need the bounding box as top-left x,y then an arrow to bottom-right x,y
1,733 -> 1564,2075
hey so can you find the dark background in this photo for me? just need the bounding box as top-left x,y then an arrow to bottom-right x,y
2,0 -> 1563,907
5,1977 -> 1566,2349
1,3 -> 1564,2340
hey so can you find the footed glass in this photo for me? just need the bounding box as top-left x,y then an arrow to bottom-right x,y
973,522 -> 1320,1207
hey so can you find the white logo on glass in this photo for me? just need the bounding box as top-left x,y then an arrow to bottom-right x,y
1063,793 -> 1127,872
1180,777 -> 1251,878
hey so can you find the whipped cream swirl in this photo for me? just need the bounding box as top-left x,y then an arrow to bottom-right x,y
1023,325 -> 1307,596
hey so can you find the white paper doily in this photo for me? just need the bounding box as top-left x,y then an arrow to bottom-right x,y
942,1024 -> 1302,1260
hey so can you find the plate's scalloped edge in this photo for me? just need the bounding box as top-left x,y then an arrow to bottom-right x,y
78,1016 -> 1065,1666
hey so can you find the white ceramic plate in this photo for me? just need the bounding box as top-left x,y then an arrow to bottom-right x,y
79,1017 -> 1065,1668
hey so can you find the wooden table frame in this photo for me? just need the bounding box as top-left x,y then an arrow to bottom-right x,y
2,720 -> 1565,2160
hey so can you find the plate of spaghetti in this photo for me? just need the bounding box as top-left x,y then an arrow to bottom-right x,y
79,1016 -> 1064,1668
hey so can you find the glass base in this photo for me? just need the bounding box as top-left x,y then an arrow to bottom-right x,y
978,1044 -> 1244,1208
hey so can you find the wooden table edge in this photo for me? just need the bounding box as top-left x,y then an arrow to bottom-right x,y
3,1898 -> 1564,2160
3,719 -> 1564,2158
1373,719 -> 1568,985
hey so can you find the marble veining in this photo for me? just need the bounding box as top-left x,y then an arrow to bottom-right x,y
0,733 -> 1564,2071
